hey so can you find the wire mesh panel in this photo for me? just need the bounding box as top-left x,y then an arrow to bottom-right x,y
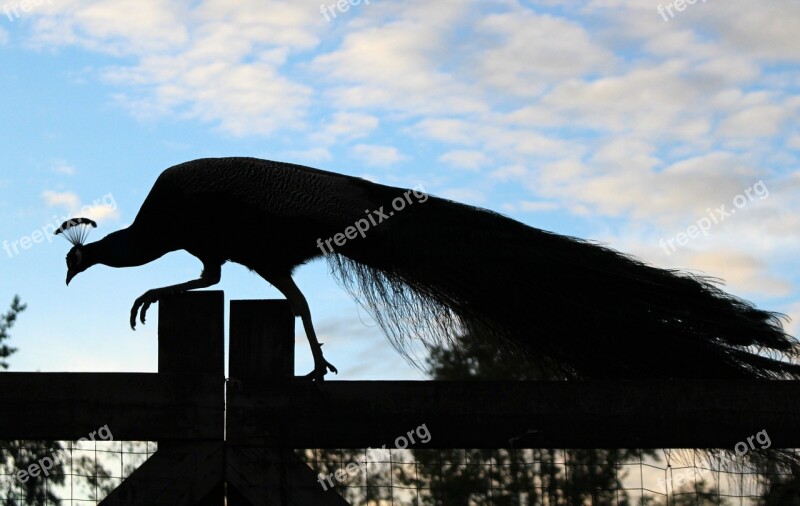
300,448 -> 800,505
0,440 -> 157,505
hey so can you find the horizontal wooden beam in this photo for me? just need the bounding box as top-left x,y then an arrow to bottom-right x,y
0,372 -> 223,441
227,379 -> 800,449
4,372 -> 798,450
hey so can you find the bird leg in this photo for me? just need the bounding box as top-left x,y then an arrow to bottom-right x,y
258,271 -> 338,382
130,261 -> 221,329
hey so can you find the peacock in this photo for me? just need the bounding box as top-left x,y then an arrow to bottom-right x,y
56,157 -> 800,381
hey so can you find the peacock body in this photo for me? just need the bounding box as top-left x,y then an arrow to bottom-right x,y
58,157 -> 800,380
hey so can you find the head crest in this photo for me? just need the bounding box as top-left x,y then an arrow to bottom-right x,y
55,217 -> 97,246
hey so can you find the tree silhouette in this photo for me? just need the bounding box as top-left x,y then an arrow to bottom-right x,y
0,296 -> 65,505
0,295 -> 25,370
390,328 -> 653,505
0,296 -> 142,504
757,458 -> 800,505
641,480 -> 730,506
297,447 -> 394,503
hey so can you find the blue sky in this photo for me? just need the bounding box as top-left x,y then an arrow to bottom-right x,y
1,0 -> 798,379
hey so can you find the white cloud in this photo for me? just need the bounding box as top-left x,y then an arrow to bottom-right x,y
414,118 -> 473,144
508,60 -> 717,141
784,302 -> 800,340
475,10 -> 616,96
718,104 -> 793,138
310,1 -> 487,117
29,0 -> 321,136
534,149 -> 776,225
80,202 -> 119,222
351,144 -> 404,166
519,201 -> 558,212
42,190 -> 119,223
106,56 -> 313,136
43,191 -> 80,210
29,0 -> 188,54
438,150 -> 489,171
682,250 -> 792,298
601,230 -> 795,300
694,0 -> 800,62
312,112 -> 379,146
490,164 -> 528,181
11,0 -> 800,310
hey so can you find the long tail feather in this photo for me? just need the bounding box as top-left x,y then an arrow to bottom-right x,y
326,189 -> 800,379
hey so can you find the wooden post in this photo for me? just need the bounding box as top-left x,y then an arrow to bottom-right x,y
229,300 -> 294,381
158,291 -> 225,505
226,300 -> 348,505
101,291 -> 225,505
159,291 -> 225,376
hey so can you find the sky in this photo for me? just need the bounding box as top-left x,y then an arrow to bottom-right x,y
1,0 -> 799,380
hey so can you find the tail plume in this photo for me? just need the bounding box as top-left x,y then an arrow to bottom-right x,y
326,190 -> 800,379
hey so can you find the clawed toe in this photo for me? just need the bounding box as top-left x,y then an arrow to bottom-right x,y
129,290 -> 163,330
305,358 -> 338,382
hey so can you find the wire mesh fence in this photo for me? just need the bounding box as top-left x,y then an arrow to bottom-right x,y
300,447 -> 800,505
2,442 -> 798,504
0,440 -> 156,505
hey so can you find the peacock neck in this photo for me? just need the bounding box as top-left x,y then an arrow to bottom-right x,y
85,226 -> 169,268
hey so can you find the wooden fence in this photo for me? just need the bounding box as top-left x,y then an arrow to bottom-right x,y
1,290 -> 799,504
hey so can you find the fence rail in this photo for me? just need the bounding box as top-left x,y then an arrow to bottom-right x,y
1,290 -> 799,504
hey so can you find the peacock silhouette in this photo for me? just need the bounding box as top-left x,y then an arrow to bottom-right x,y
57,157 -> 800,381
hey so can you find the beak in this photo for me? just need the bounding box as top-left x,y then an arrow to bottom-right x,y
66,270 -> 76,286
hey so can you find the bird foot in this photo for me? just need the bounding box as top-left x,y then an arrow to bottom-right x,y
304,357 -> 338,382
130,288 -> 172,330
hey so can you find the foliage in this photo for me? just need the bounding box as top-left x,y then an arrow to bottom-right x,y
0,440 -> 64,506
393,329 -> 649,505
0,295 -> 26,370
0,296 -> 65,505
0,296 -> 147,505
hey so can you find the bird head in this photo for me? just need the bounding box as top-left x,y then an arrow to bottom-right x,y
55,217 -> 98,285
65,245 -> 88,285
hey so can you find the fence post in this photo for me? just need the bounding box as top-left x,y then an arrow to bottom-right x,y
227,299 -> 348,505
158,291 -> 225,376
229,300 -> 294,381
100,290 -> 225,505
